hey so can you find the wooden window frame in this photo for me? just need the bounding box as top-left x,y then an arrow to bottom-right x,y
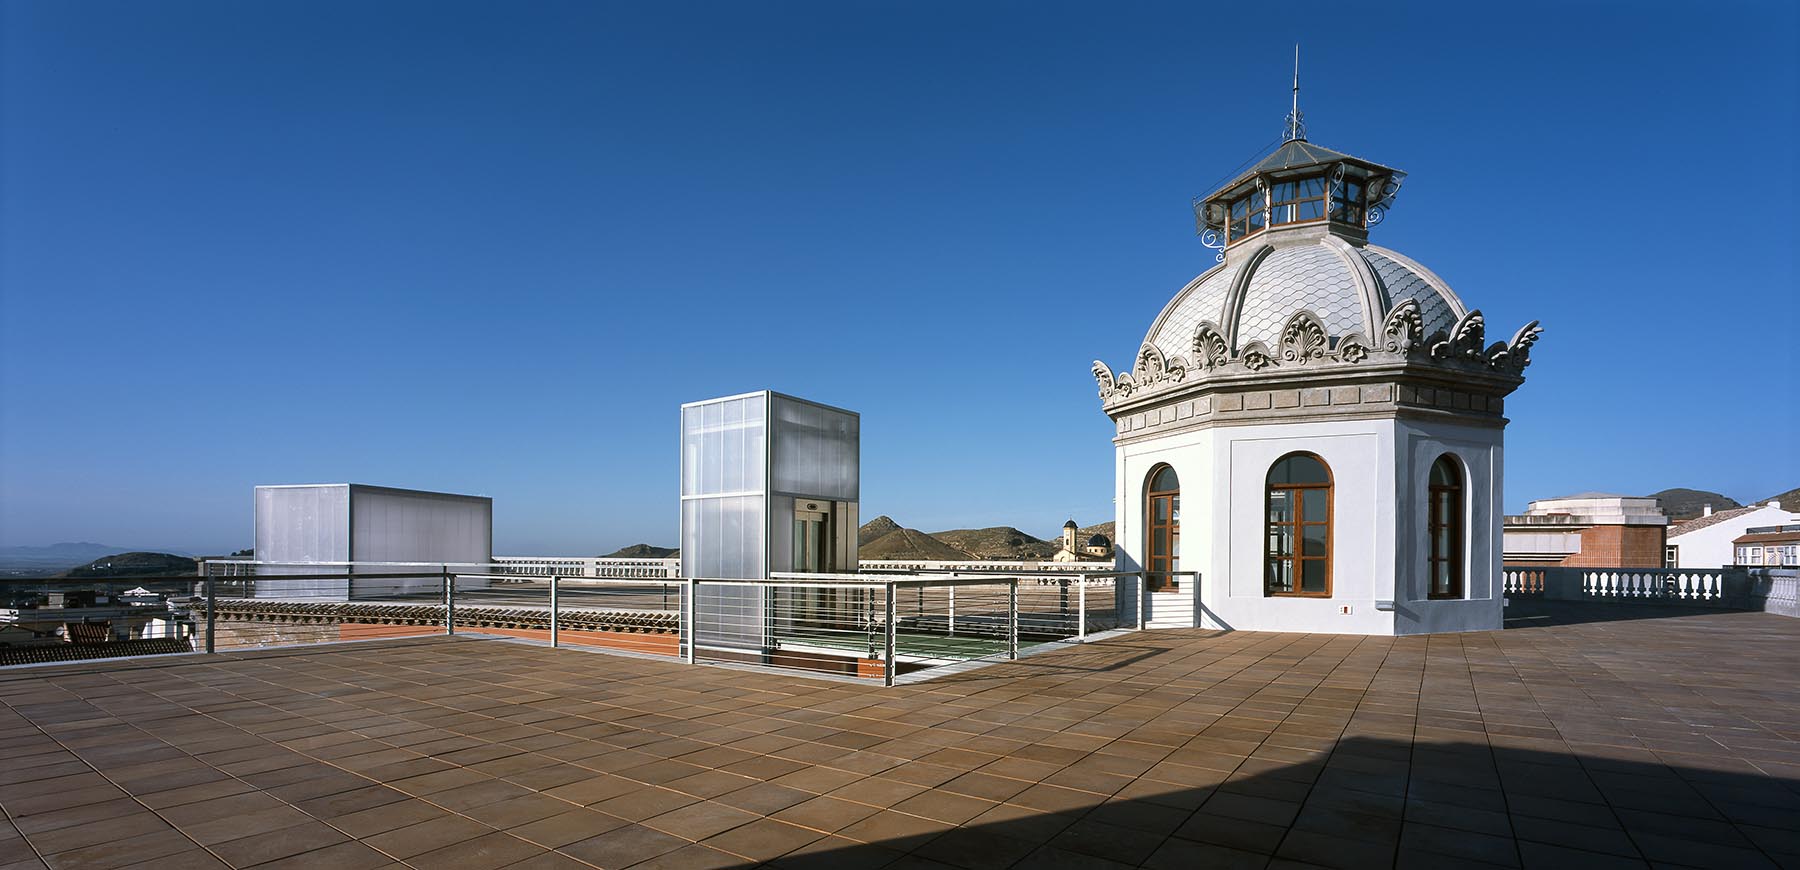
1265,453 -> 1332,598
1269,175 -> 1327,228
1427,456 -> 1464,600
1145,464 -> 1180,593
1226,190 -> 1267,243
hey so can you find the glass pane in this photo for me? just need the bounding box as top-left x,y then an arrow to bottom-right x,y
1271,525 -> 1293,558
1302,492 -> 1327,522
1267,490 -> 1292,523
1153,497 -> 1169,521
1302,524 -> 1327,557
1301,559 -> 1326,593
1434,562 -> 1450,594
1430,456 -> 1456,486
1152,528 -> 1168,556
1299,177 -> 1325,196
1298,200 -> 1324,221
1266,560 -> 1291,593
1269,454 -> 1329,485
1151,466 -> 1179,492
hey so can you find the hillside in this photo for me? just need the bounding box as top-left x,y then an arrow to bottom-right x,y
1075,521 -> 1115,544
858,516 -> 902,546
604,544 -> 678,559
1759,486 -> 1800,512
860,528 -> 970,560
0,542 -> 154,574
928,526 -> 1059,560
61,552 -> 199,578
1648,488 -> 1742,522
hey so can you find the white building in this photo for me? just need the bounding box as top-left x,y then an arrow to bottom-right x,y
1667,502 -> 1799,568
1090,105 -> 1541,635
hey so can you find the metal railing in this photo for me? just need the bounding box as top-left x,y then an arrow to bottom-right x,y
3,561 -> 1195,684
2,563 -> 1204,683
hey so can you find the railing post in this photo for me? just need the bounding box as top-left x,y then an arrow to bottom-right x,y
549,574 -> 560,648
1137,572 -> 1147,630
204,573 -> 216,654
884,582 -> 897,687
1007,579 -> 1019,660
683,579 -> 697,664
444,567 -> 455,636
948,586 -> 956,636
1077,574 -> 1087,641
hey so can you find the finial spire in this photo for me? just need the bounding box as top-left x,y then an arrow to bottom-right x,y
1283,44 -> 1306,142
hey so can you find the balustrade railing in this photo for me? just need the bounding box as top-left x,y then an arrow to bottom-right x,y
1504,566 -> 1733,605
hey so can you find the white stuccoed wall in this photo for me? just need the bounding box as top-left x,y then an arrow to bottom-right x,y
1114,416 -> 1505,636
1669,503 -> 1800,568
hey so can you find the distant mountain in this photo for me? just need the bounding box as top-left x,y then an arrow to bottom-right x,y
861,527 -> 969,560
929,526 -> 1059,561
0,542 -> 183,573
61,552 -> 198,578
1647,489 -> 1742,522
858,516 -> 902,546
604,544 -> 678,559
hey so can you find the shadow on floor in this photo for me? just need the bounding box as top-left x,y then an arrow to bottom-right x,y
1502,598 -> 1754,628
764,735 -> 1800,869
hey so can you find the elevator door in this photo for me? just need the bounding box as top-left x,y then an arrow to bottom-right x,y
791,507 -> 836,629
792,508 -> 830,574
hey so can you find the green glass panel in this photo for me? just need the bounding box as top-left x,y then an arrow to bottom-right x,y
1270,454 -> 1329,485
1302,492 -> 1327,522
1301,559 -> 1326,593
1302,524 -> 1327,557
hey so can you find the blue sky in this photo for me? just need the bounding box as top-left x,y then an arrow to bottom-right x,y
2,1 -> 1796,555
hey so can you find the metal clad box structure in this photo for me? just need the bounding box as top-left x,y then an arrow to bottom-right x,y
253,484 -> 493,599
680,392 -> 859,650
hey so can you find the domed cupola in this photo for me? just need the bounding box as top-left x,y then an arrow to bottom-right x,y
1091,77 -> 1543,433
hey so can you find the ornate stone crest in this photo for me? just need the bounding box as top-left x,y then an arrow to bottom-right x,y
1279,311 -> 1329,364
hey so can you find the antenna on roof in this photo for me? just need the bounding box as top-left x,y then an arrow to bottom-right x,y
1283,44 -> 1306,143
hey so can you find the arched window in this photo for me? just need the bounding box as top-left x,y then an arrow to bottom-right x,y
1145,465 -> 1180,592
1428,455 -> 1464,599
1266,453 -> 1331,597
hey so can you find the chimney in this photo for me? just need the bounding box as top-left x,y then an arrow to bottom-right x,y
1703,504 -> 1712,517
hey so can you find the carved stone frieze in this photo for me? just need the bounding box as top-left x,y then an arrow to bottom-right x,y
1095,301 -> 1542,411
1238,341 -> 1276,372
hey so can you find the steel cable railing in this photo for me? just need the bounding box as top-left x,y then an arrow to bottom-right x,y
4,563 -> 1196,684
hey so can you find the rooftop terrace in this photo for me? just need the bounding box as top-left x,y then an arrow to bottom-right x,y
1,601 -> 1797,869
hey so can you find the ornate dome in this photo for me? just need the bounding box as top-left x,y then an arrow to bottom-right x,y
1142,233 -> 1467,362
1091,121 -> 1542,412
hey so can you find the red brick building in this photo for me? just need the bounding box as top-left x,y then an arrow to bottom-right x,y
1502,493 -> 1668,568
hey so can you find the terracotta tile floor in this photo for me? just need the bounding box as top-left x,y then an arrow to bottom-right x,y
0,602 -> 1797,869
